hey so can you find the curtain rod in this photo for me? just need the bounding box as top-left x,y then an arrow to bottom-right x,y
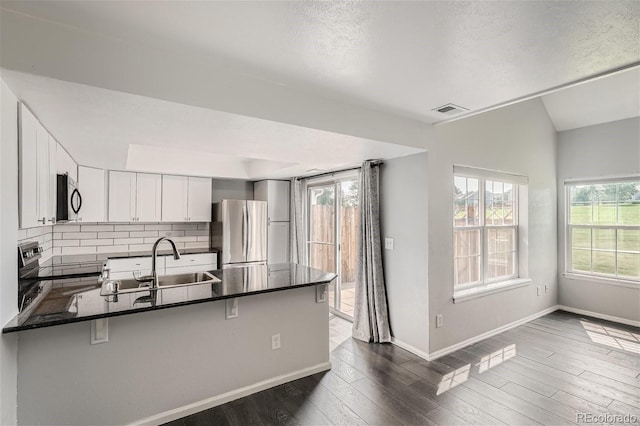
296,161 -> 382,181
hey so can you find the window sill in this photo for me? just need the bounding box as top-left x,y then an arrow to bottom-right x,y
562,273 -> 640,289
453,278 -> 532,303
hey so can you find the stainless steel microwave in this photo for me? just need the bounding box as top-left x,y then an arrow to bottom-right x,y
56,173 -> 82,222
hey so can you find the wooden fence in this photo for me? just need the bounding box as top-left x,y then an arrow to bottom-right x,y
309,205 -> 359,283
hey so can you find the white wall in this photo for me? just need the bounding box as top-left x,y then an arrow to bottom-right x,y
212,179 -> 254,203
427,99 -> 558,353
1,78 -> 19,425
380,152 -> 430,355
557,117 -> 640,322
18,286 -> 328,425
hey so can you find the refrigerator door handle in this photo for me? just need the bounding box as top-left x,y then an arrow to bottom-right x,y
242,204 -> 247,261
246,203 -> 252,262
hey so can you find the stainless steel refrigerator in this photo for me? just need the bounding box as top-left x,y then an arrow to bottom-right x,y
210,200 -> 268,268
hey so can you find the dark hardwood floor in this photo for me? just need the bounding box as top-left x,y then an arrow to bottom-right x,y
165,311 -> 640,425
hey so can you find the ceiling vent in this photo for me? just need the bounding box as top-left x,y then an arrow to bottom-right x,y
432,103 -> 469,116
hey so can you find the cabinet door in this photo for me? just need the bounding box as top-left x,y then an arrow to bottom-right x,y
268,180 -> 290,222
187,176 -> 212,222
47,136 -> 57,223
108,171 -> 136,222
268,221 -> 290,264
19,105 -> 38,228
161,175 -> 188,222
78,166 -> 106,222
136,173 -> 162,222
36,121 -> 50,224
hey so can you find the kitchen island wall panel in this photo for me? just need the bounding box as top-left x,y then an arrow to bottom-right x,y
17,286 -> 329,426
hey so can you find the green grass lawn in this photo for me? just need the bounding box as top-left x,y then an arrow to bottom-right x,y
570,204 -> 640,278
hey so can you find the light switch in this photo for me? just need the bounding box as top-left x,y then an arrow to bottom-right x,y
384,238 -> 394,250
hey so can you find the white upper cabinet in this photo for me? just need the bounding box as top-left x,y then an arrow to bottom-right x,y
162,175 -> 211,222
56,142 -> 77,182
187,176 -> 212,222
19,104 -> 58,227
135,173 -> 162,222
19,104 -> 38,228
254,180 -> 290,222
161,175 -> 188,222
108,171 -> 137,222
78,166 -> 106,222
109,171 -> 162,222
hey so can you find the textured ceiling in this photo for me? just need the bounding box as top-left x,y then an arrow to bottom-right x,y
0,1 -> 638,178
2,1 -> 639,123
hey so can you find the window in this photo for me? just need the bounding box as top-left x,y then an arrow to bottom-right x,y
454,173 -> 519,289
566,179 -> 640,282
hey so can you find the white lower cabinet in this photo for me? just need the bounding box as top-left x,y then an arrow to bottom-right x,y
107,253 -> 217,280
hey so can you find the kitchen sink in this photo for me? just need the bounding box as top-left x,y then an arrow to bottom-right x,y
102,271 -> 219,295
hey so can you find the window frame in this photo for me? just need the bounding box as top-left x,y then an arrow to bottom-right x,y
453,174 -> 520,291
564,179 -> 640,284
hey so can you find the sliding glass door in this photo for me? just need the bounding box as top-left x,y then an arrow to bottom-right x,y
307,174 -> 359,320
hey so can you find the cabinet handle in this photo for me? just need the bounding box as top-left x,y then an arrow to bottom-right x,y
38,217 -> 46,224
48,217 -> 55,223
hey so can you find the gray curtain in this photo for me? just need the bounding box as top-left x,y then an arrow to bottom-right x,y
352,161 -> 391,343
290,177 -> 306,264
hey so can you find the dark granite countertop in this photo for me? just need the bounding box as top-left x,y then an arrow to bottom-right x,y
105,247 -> 218,260
4,263 -> 335,333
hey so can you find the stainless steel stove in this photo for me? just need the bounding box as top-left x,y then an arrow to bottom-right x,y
18,241 -> 103,312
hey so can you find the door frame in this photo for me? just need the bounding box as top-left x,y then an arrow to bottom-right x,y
305,170 -> 360,320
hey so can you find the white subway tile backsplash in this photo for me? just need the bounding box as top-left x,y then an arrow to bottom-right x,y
63,232 -> 98,240
97,245 -> 129,253
54,240 -> 80,247
112,238 -> 144,245
184,241 -> 209,249
61,246 -> 97,255
185,229 -> 208,237
130,231 -> 159,238
81,225 -> 114,232
98,232 -> 129,239
47,221 -> 212,258
80,239 -> 114,246
58,254 -> 98,263
144,224 -> 173,231
128,244 -> 154,252
114,224 -> 145,231
172,223 -> 199,231
54,224 -> 81,232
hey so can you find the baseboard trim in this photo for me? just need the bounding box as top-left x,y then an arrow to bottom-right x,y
130,361 -> 332,426
391,337 -> 431,361
557,305 -> 640,328
427,305 -> 560,360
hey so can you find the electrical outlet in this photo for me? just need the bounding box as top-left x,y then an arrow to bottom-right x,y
435,314 -> 443,328
384,238 -> 394,250
225,298 -> 238,319
316,284 -> 327,303
536,286 -> 541,296
545,285 -> 549,293
272,334 -> 281,350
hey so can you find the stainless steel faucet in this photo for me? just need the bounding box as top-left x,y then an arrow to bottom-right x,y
135,237 -> 181,289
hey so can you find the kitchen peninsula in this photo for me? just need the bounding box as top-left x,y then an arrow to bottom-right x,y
7,259 -> 335,426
